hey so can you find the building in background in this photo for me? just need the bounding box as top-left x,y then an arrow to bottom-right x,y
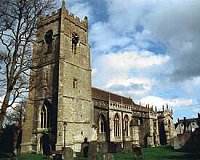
175,114 -> 200,135
174,113 -> 200,151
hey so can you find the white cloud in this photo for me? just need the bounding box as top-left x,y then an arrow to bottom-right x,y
92,49 -> 169,99
106,77 -> 150,88
107,0 -> 159,33
67,0 -> 92,20
140,0 -> 200,81
103,50 -> 169,71
140,96 -> 195,110
96,0 -> 200,81
90,22 -> 132,53
106,77 -> 153,98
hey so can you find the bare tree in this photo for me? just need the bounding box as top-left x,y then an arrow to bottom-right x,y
4,101 -> 26,127
0,0 -> 56,131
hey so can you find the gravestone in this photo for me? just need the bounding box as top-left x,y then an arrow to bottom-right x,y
88,141 -> 97,158
91,153 -> 99,160
63,147 -> 74,160
103,153 -> 114,160
132,146 -> 143,160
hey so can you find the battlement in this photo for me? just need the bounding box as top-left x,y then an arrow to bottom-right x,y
37,10 -> 60,28
63,9 -> 88,31
110,100 -> 132,111
157,105 -> 173,118
37,7 -> 88,31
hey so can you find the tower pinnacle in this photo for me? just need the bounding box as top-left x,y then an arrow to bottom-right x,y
62,0 -> 66,7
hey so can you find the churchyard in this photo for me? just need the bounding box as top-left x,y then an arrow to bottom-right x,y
17,145 -> 200,160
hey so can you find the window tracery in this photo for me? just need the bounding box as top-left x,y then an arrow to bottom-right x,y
114,113 -> 120,137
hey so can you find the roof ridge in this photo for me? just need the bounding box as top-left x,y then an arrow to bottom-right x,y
92,87 -> 132,100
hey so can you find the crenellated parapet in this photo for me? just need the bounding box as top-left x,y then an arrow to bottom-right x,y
37,11 -> 60,28
63,10 -> 88,31
109,100 -> 132,112
132,103 -> 158,119
157,104 -> 173,119
37,6 -> 88,31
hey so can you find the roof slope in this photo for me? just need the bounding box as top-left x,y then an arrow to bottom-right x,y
92,87 -> 133,105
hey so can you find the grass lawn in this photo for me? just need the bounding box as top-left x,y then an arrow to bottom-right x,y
18,153 -> 44,160
142,145 -> 200,160
18,145 -> 200,160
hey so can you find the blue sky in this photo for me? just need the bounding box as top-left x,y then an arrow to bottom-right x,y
63,0 -> 200,121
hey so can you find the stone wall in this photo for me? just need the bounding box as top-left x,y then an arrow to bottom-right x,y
174,128 -> 200,153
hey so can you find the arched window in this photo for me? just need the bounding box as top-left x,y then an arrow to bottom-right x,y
40,100 -> 51,128
41,105 -> 47,128
99,114 -> 106,133
114,113 -> 120,137
124,115 -> 129,137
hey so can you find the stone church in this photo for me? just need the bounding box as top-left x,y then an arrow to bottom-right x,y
21,2 -> 175,153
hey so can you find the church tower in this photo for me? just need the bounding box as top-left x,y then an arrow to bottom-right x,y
21,1 -> 96,153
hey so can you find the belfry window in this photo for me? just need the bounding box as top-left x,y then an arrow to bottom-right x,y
124,115 -> 129,137
72,32 -> 79,54
99,114 -> 106,133
114,113 -> 120,137
44,30 -> 53,53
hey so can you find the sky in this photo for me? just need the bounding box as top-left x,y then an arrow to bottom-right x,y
0,1 -> 199,122
62,0 -> 200,121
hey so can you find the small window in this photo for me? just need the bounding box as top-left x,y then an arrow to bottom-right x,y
73,78 -> 78,88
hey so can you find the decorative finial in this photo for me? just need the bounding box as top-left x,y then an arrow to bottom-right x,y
62,0 -> 66,7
